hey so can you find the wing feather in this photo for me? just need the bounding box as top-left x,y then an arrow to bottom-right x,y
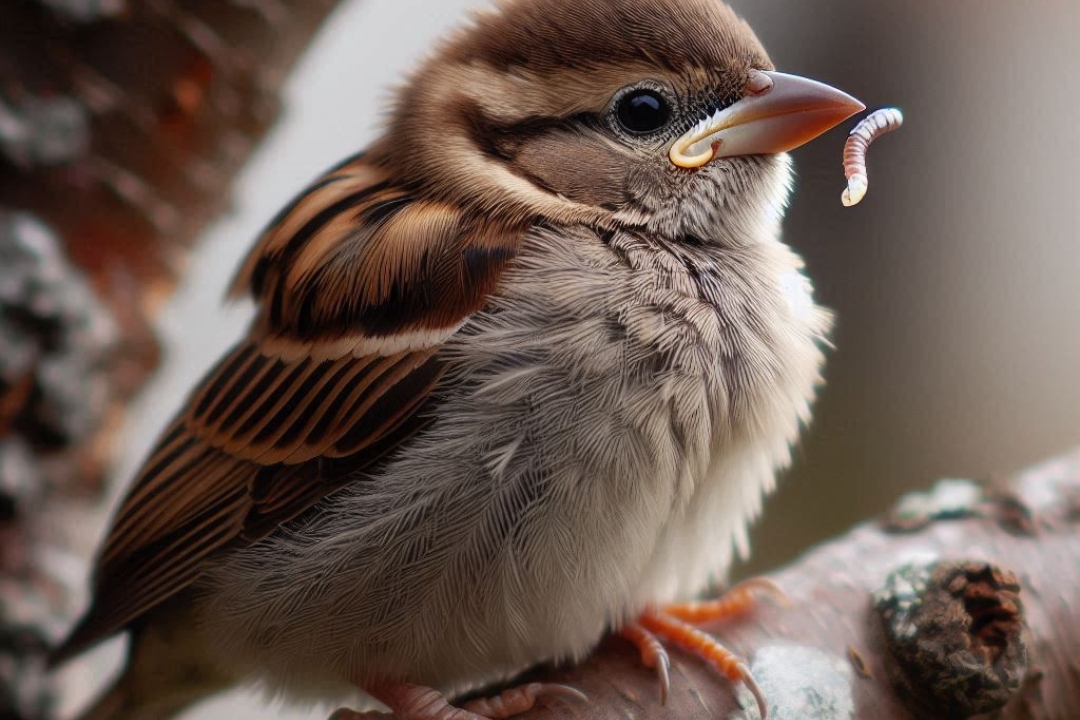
49,154 -> 524,666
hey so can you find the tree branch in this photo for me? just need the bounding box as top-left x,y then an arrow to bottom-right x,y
516,450 -> 1080,720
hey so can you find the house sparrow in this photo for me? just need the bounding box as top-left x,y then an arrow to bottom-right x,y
50,0 -> 863,718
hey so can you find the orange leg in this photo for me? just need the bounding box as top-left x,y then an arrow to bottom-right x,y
622,578 -> 786,718
638,610 -> 767,718
330,681 -> 586,720
662,577 -> 788,624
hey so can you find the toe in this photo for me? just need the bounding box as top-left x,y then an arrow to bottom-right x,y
638,610 -> 769,717
462,682 -> 587,718
662,576 -> 789,625
620,621 -> 672,704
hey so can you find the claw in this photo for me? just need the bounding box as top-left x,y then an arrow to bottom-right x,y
639,610 -> 768,717
532,683 -> 588,704
734,576 -> 791,609
740,666 -> 768,719
620,621 -> 671,704
655,650 -> 671,705
621,579 -> 785,716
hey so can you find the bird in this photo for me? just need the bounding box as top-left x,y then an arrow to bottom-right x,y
49,0 -> 863,718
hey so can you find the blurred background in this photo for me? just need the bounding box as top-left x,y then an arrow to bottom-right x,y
45,0 -> 1080,717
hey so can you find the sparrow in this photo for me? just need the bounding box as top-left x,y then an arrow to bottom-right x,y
49,0 -> 863,718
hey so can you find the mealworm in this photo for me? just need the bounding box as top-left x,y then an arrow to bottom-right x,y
842,107 -> 903,207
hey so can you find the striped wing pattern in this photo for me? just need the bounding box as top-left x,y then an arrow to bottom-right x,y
49,154 -> 524,665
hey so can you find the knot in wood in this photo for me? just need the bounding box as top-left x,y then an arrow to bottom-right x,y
873,560 -> 1030,718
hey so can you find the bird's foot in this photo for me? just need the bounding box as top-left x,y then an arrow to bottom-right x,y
621,577 -> 787,718
331,681 -> 586,720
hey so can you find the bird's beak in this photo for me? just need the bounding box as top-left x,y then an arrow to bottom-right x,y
669,70 -> 865,169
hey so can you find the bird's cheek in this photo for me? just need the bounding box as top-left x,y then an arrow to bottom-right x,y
510,131 -> 633,210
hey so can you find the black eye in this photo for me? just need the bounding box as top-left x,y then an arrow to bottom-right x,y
615,89 -> 670,134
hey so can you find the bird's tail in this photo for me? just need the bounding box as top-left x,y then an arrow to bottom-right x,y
71,664 -> 231,720
67,623 -> 234,720
72,660 -> 232,720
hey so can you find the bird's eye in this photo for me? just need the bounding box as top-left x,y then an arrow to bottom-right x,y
615,89 -> 671,134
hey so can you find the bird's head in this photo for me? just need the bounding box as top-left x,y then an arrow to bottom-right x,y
374,0 -> 864,243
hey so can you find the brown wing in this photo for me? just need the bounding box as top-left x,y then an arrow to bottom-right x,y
49,154 -> 523,666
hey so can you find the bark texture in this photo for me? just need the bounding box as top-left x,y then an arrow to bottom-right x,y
510,451 -> 1080,720
0,1 -> 342,717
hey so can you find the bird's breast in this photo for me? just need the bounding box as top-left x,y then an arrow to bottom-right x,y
192,222 -> 829,698
455,224 -> 831,606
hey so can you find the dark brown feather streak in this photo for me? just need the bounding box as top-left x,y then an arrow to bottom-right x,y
48,155 -> 524,667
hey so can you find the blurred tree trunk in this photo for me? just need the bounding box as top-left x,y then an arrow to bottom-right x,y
0,1 -> 342,717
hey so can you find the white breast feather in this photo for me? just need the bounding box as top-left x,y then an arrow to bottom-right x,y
191,155 -> 830,706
